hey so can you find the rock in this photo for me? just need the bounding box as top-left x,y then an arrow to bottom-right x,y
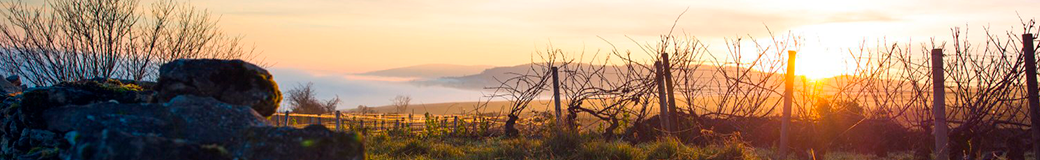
0,76 -> 20,96
229,125 -> 364,160
43,95 -> 269,144
16,129 -> 61,148
0,60 -> 364,159
0,79 -> 157,159
156,59 -> 281,117
52,79 -> 155,103
5,76 -> 19,87
15,80 -> 154,128
66,129 -> 232,160
43,96 -> 362,159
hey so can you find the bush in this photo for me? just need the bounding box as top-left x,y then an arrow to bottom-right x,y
0,0 -> 263,86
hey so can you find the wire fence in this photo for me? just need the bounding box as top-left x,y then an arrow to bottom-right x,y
267,111 -> 505,135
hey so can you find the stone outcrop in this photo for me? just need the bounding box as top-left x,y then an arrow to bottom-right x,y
0,76 -> 20,96
155,59 -> 282,117
0,59 -> 362,160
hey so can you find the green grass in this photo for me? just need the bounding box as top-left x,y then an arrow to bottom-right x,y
364,133 -> 765,160
360,133 -> 941,160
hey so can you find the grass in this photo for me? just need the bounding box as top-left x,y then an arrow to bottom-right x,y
361,132 -> 941,160
364,132 -> 766,160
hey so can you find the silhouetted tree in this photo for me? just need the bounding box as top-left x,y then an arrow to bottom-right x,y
286,82 -> 339,114
391,95 -> 411,114
0,0 -> 262,86
355,105 -> 375,114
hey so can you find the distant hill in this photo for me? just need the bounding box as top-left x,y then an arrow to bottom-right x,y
359,64 -> 493,79
412,63 -> 774,90
343,100 -> 544,115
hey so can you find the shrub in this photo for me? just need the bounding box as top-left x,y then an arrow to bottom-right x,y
0,0 -> 263,86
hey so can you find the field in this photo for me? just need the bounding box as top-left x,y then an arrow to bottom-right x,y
269,112 -> 923,160
270,112 -> 992,160
362,133 -> 922,160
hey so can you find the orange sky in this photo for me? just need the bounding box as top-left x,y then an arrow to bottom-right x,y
20,0 -> 1040,79
16,0 -> 1040,108
174,0 -> 1040,76
19,0 -> 1033,77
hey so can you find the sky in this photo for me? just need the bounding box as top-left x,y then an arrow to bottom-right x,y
21,0 -> 1040,109
184,0 -> 1040,73
200,0 -> 1040,109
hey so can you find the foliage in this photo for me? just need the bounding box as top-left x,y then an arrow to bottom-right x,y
420,113 -> 449,138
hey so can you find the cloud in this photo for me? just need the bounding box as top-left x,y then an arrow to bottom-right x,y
823,12 -> 899,23
269,67 -> 488,111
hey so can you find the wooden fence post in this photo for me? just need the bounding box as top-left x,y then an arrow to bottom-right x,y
335,111 -> 342,132
1022,33 -> 1040,160
654,61 -> 671,135
779,50 -> 796,158
453,116 -> 459,135
317,114 -> 322,125
360,120 -> 366,135
931,48 -> 950,160
283,111 -> 290,127
661,53 -> 679,133
551,67 -> 565,130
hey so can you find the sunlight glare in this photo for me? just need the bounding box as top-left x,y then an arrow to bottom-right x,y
794,47 -> 846,80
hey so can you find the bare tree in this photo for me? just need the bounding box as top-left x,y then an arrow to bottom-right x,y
323,95 -> 341,113
355,105 -> 375,114
0,0 -> 262,86
391,95 -> 411,114
489,67 -> 550,136
285,82 -> 338,114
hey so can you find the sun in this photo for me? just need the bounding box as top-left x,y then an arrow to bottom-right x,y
793,48 -> 847,80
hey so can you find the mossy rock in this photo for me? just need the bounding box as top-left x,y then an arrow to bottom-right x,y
156,59 -> 281,117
